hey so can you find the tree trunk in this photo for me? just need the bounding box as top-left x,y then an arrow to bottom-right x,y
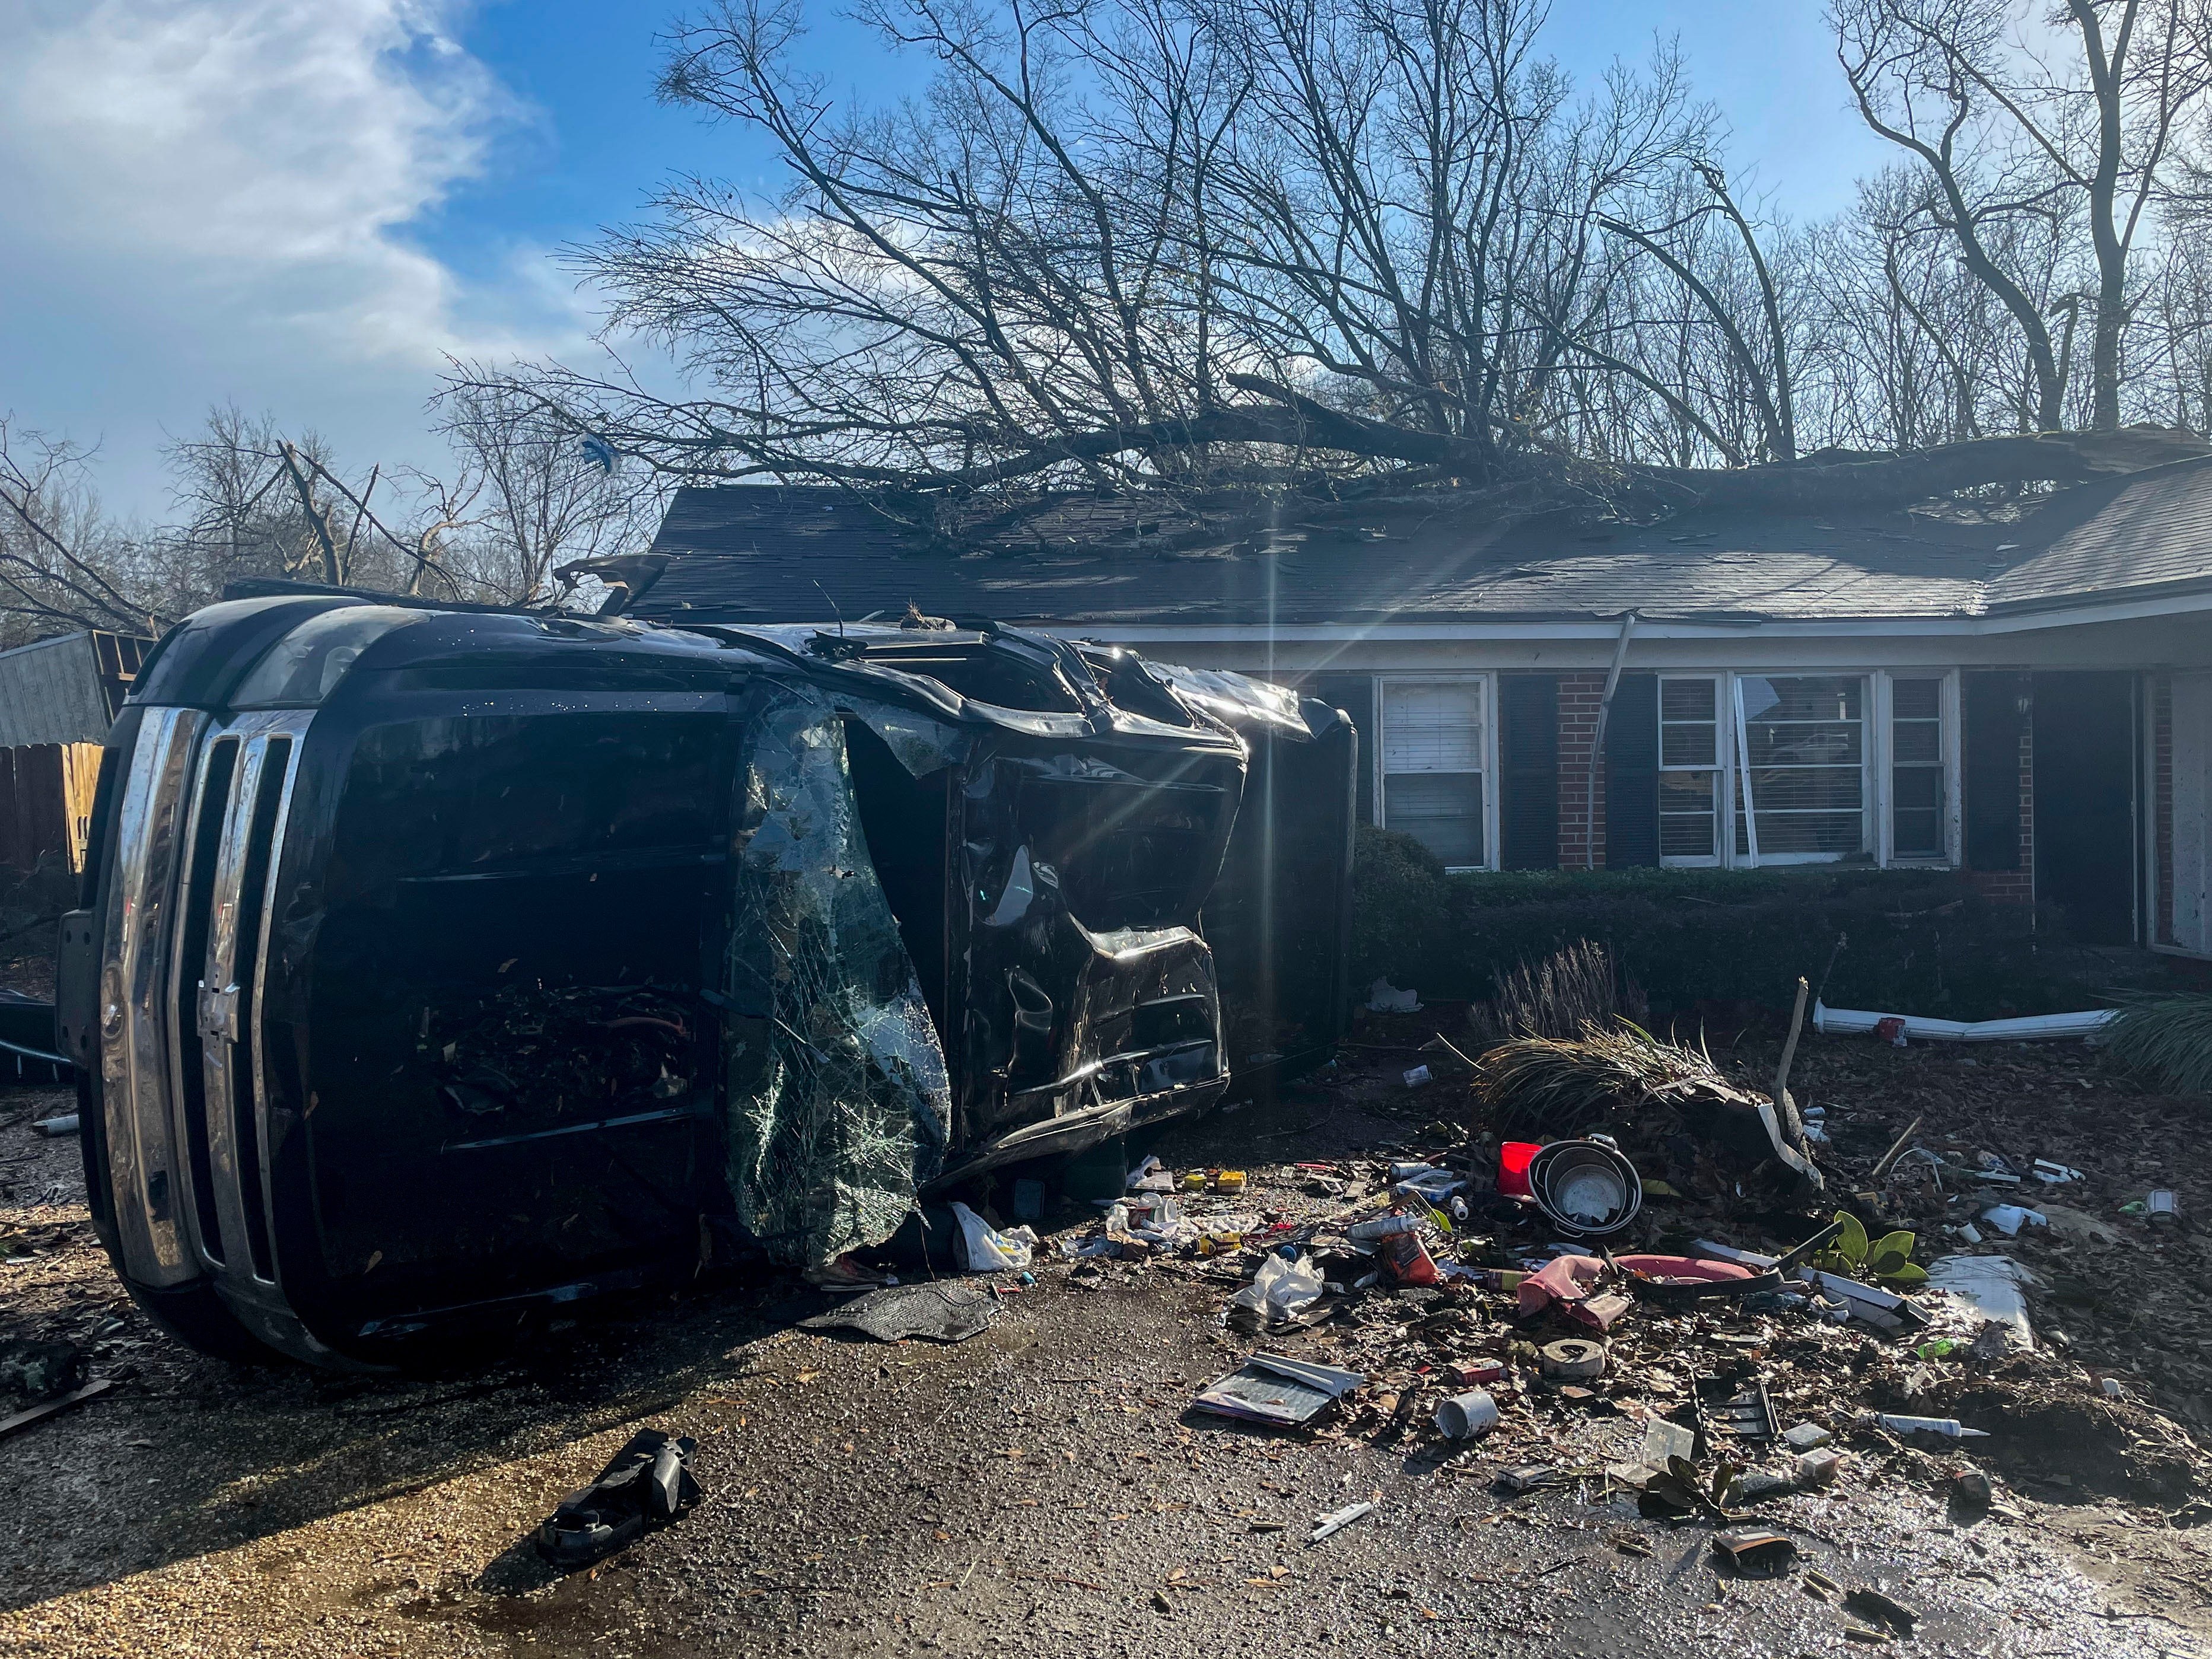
1632,425 -> 2205,514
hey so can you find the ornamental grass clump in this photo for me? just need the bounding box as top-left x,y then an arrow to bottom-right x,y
2100,992 -> 2212,1096
1469,939 -> 1647,1046
1475,1020 -> 1750,1138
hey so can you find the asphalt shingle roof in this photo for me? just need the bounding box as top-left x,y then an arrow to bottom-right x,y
1986,456 -> 2212,609
629,459 -> 2212,629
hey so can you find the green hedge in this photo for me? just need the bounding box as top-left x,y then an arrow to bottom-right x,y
1351,825 -> 2147,1023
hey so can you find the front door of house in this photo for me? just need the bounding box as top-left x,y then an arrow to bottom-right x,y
2168,673 -> 2212,956
2032,671 -> 2138,946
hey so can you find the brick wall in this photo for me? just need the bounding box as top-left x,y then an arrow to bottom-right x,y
1557,671 -> 1607,870
2155,672 -> 2173,945
1966,718 -> 2036,904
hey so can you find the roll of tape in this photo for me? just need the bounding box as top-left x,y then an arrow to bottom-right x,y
1538,1338 -> 1609,1381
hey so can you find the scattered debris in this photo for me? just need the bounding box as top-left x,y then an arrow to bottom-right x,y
1873,1413 -> 1990,1443
797,1283 -> 995,1343
537,1429 -> 701,1570
1366,979 -> 1421,1015
1711,1527 -> 1797,1575
1978,1204 -> 2047,1238
1498,1464 -> 1564,1494
1924,1254 -> 2036,1351
1538,1338 -> 1608,1381
1618,1253 -> 1769,1304
1795,1268 -> 1930,1333
1309,1499 -> 1376,1543
1192,1355 -> 1367,1426
949,1202 -> 1039,1272
1475,1024 -> 1821,1197
1843,1586 -> 1920,1635
1525,1138 -> 1643,1237
0,1377 -> 113,1441
1229,1252 -> 1326,1332
0,1336 -> 84,1402
1497,1140 -> 1541,1198
1812,1001 -> 2115,1043
1433,1389 -> 1500,1439
1700,1372 -> 1777,1443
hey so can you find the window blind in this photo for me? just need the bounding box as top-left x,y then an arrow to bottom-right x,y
1383,682 -> 1484,773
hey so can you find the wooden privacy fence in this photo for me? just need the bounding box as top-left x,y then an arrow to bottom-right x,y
0,743 -> 103,875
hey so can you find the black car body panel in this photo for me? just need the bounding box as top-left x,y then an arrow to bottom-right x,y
66,597 -> 1354,1366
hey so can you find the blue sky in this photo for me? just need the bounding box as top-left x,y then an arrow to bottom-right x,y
0,0 -> 1889,520
425,0 -> 1887,265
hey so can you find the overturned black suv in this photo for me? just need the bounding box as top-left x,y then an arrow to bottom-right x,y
58,595 -> 1353,1368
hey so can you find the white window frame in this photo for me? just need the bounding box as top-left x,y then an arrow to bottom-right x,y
1374,673 -> 1498,873
1658,672 -> 1726,868
1732,671 -> 1875,867
1877,669 -> 1962,867
1654,669 -> 1962,871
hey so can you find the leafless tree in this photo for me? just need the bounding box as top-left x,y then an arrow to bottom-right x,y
465,0 -> 2196,529
473,0 -> 1755,504
0,422 -> 160,641
26,0 -> 2212,643
1835,0 -> 2212,433
434,374 -> 666,603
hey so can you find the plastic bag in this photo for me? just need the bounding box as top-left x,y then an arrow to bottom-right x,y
949,1201 -> 1037,1272
1230,1252 -> 1325,1327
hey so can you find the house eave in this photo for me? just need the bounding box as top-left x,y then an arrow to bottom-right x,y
1012,585 -> 2212,644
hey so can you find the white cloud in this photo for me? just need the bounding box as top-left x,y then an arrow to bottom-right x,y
0,0 -> 599,514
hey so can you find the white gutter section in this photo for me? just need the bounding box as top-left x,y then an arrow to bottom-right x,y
1812,999 -> 2115,1043
1731,674 -> 1759,865
1589,612 -> 1640,753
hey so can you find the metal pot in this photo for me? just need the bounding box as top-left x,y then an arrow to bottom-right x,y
1526,1137 -> 1643,1237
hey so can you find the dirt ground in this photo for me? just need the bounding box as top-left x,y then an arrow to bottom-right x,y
4,1024 -> 2212,1657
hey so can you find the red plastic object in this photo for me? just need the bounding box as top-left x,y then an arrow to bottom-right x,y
1382,1230 -> 1441,1285
1498,1141 -> 1542,1198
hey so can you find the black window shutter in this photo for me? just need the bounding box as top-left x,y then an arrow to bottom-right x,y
1604,672 -> 1659,868
1310,674 -> 1377,824
1963,671 -> 2028,871
1499,674 -> 1559,869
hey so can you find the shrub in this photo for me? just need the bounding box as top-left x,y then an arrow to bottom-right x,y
1350,825 -> 2146,1023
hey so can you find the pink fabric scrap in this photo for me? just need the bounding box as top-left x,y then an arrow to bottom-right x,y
1517,1253 -> 1605,1319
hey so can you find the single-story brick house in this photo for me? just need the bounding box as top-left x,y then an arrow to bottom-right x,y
603,457 -> 2212,956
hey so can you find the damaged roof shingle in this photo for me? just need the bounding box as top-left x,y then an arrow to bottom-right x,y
626,459 -> 2212,629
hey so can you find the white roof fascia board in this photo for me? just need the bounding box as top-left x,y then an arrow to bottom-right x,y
1041,589 -> 2212,645
1977,586 -> 2212,632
